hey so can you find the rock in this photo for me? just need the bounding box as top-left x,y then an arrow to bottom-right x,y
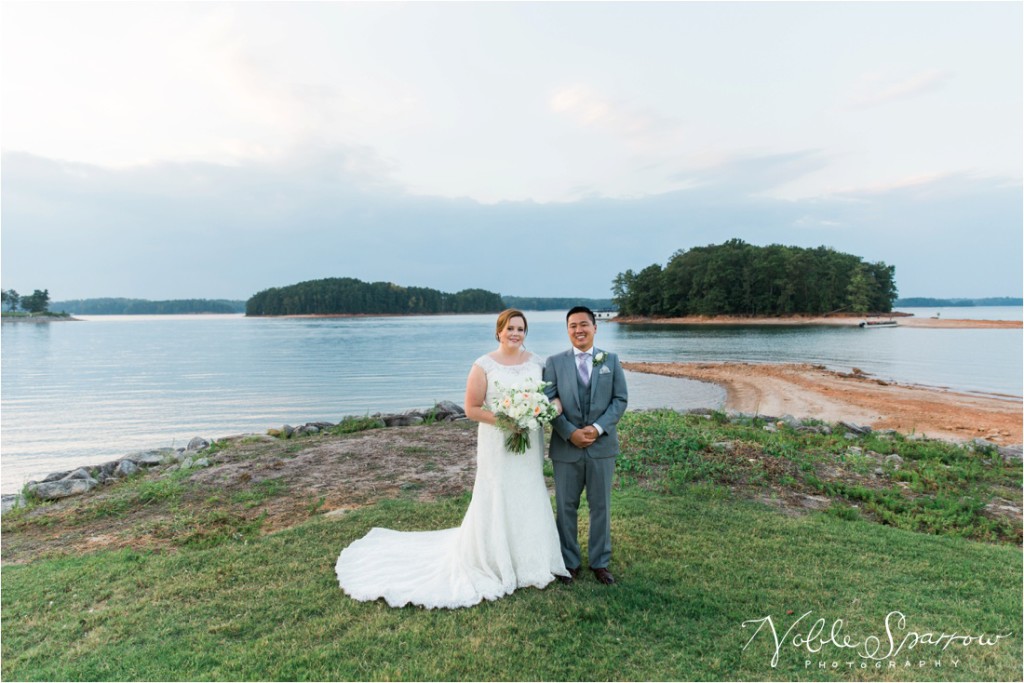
848,447 -> 864,456
124,449 -> 175,467
432,401 -> 465,419
185,436 -> 210,452
384,415 -> 424,427
780,415 -> 802,429
997,444 -> 1022,463
64,468 -> 94,480
29,477 -> 98,500
192,458 -> 210,468
180,456 -> 194,470
763,423 -> 777,433
1,494 -> 26,514
40,470 -> 71,483
282,425 -> 294,438
874,467 -> 884,476
885,454 -> 904,468
839,421 -> 872,435
115,459 -> 139,478
267,429 -> 282,437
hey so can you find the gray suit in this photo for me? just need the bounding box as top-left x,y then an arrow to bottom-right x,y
543,349 -> 628,570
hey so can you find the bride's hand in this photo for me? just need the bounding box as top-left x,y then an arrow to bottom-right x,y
552,397 -> 563,416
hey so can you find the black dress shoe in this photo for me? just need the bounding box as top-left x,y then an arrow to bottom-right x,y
557,566 -> 580,585
591,567 -> 616,585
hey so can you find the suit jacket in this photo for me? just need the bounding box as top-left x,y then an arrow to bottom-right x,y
543,349 -> 628,462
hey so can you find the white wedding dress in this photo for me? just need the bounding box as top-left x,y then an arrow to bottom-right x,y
335,352 -> 567,609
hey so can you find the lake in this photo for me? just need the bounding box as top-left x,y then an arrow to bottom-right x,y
1,307 -> 1021,493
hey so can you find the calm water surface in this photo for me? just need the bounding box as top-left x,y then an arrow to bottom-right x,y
1,307 -> 1020,493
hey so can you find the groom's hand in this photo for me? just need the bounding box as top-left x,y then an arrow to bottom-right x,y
570,428 -> 597,448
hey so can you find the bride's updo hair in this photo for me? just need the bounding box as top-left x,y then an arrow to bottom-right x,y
494,308 -> 528,341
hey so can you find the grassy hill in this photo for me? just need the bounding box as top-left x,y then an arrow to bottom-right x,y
2,412 -> 1020,681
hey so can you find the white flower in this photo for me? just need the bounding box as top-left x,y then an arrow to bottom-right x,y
593,351 -> 607,367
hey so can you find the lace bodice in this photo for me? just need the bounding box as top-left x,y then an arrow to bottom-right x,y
474,352 -> 545,405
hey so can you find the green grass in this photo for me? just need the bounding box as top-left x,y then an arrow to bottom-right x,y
2,411 -> 1020,680
617,411 -> 1021,544
2,490 -> 1019,681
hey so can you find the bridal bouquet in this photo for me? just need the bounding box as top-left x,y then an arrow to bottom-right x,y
488,380 -> 560,454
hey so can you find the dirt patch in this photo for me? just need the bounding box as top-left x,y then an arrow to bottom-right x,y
2,423 -> 482,564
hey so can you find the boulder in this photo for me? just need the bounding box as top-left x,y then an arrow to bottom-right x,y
384,414 -> 424,427
124,449 -> 175,467
432,401 -> 465,419
185,436 -> 210,452
997,444 -> 1022,463
885,454 -> 904,468
115,459 -> 139,478
30,477 -> 98,500
839,421 -> 872,435
40,470 -> 71,483
193,458 -> 210,469
64,468 -> 94,480
180,456 -> 194,470
282,425 -> 294,438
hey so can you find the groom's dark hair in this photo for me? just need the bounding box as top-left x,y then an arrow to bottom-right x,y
566,306 -> 596,324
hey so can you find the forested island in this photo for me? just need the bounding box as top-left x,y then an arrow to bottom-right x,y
52,298 -> 246,315
245,278 -> 504,316
613,239 -> 897,317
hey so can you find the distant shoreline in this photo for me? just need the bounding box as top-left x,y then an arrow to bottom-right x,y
613,313 -> 1021,329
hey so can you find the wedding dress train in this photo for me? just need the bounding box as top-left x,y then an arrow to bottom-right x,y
335,352 -> 567,609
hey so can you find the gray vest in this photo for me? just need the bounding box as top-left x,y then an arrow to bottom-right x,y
577,368 -> 591,420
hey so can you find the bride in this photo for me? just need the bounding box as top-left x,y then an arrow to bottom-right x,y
335,309 -> 568,608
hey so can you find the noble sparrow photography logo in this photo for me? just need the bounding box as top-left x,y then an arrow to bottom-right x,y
741,610 -> 1012,671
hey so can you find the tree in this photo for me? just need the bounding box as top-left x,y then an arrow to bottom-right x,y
2,289 -> 20,312
20,289 -> 51,314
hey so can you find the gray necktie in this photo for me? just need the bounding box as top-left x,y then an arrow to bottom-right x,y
577,352 -> 591,385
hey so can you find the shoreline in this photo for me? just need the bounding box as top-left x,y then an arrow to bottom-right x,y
623,361 -> 1023,444
613,314 -> 1022,329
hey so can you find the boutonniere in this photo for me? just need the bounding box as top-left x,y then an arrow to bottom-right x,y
592,351 -> 607,367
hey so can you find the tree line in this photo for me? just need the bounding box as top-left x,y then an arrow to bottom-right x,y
2,289 -> 53,314
612,239 -> 898,317
52,298 -> 246,315
502,296 -> 614,311
245,278 -> 505,316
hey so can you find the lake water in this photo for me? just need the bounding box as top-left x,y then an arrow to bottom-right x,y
1,307 -> 1021,493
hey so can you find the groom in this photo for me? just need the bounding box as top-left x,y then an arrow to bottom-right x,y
544,306 -> 628,585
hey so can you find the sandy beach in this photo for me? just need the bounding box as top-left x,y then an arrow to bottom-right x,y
614,314 -> 1021,329
623,361 -> 1023,444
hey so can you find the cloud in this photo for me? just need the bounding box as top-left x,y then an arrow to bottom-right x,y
549,85 -> 683,151
670,150 -> 831,195
1,150 -> 1019,302
845,69 -> 953,110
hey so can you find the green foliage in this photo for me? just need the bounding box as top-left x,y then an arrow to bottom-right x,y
614,239 -> 898,317
51,298 -> 246,314
21,289 -> 51,313
895,296 -> 1022,307
501,296 -> 615,311
616,411 -> 1020,544
329,415 -> 386,435
246,277 -> 504,316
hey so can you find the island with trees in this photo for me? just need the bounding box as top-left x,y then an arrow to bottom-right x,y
246,278 -> 505,316
612,239 -> 898,318
1,288 -> 72,320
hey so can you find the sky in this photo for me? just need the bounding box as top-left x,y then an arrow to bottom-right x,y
1,1 -> 1021,302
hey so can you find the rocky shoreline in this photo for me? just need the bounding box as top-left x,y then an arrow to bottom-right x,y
1,400 -> 468,515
